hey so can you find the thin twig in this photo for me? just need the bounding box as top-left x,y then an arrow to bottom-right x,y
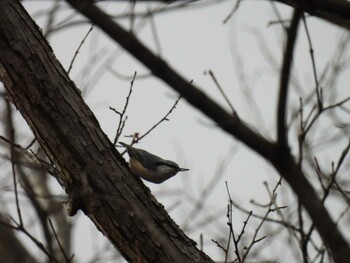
43,1 -> 61,38
225,182 -> 241,262
183,147 -> 237,232
5,100 -> 23,226
323,95 -> 350,111
236,211 -> 252,244
298,198 -> 309,262
67,25 -> 93,75
269,2 -> 288,33
49,218 -> 73,263
0,135 -> 23,149
134,94 -> 183,144
302,13 -> 322,110
128,0 -> 136,32
241,179 -> 284,261
333,139 -> 350,176
148,8 -> 162,55
16,222 -> 60,263
225,204 -> 233,263
18,166 -> 55,258
230,199 -> 298,232
109,68 -> 151,81
211,238 -> 226,253
25,137 -> 37,150
300,95 -> 350,144
112,71 -> 137,145
303,139 -> 350,254
222,0 -> 241,24
297,98 -> 304,167
208,70 -> 236,115
314,157 -> 326,191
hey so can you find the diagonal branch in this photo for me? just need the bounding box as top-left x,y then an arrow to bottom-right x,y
66,0 -> 274,160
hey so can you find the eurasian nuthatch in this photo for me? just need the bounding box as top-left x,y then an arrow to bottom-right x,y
120,142 -> 189,184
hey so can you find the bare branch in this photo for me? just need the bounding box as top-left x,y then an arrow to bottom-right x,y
207,70 -> 236,115
48,219 -> 73,263
277,7 -> 301,149
302,13 -> 322,110
111,71 -> 137,145
133,94 -> 182,144
67,25 -> 93,75
242,179 -> 284,262
5,99 -> 23,226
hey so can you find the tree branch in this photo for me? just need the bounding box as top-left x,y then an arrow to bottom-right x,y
107,0 -> 350,30
277,7 -> 301,150
277,0 -> 350,30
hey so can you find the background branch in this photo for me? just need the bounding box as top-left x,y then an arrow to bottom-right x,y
64,1 -> 350,262
277,7 -> 301,149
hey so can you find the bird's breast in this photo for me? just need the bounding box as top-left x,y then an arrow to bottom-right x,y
129,158 -> 174,184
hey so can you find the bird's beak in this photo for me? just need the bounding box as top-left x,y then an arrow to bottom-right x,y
179,168 -> 189,172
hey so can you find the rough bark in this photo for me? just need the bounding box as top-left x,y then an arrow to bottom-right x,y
0,0 -> 213,262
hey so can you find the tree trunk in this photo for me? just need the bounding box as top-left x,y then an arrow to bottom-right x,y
0,0 -> 212,262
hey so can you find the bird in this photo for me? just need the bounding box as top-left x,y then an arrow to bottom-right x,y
119,142 -> 189,184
